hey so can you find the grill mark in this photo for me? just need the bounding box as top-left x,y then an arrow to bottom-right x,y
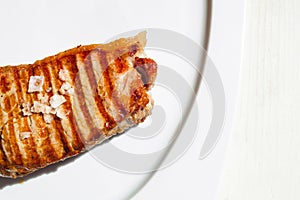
11,119 -> 28,176
61,55 -> 78,83
82,53 -> 102,140
1,123 -> 13,159
53,118 -> 71,155
46,60 -> 73,154
39,63 -> 66,158
97,50 -> 127,124
0,131 -> 8,167
0,75 -> 11,93
0,76 -> 12,124
0,98 -> 4,131
57,58 -> 84,152
11,68 -> 31,169
27,66 -> 36,105
0,104 -> 3,133
18,117 -> 41,169
2,96 -> 11,112
40,63 -> 52,92
5,76 -> 23,165
60,56 -> 85,150
22,134 -> 40,168
84,53 -> 116,135
5,87 -> 23,166
32,65 -> 58,163
17,67 -> 41,167
1,125 -> 14,167
26,66 -> 51,164
108,61 -> 128,120
63,96 -> 84,151
74,55 -> 99,143
13,68 -> 23,102
97,50 -> 113,97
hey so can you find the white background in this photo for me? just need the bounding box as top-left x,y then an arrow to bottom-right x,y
4,0 -> 297,199
0,1 -> 232,200
217,0 -> 300,199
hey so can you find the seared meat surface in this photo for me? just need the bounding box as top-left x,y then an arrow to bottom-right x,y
0,32 -> 157,178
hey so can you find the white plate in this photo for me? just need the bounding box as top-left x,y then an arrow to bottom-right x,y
0,0 -> 244,199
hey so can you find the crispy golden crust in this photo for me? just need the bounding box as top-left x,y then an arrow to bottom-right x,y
0,32 -> 157,178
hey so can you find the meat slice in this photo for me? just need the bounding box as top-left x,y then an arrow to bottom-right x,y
0,32 -> 157,178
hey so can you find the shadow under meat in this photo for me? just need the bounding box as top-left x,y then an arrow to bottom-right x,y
0,126 -> 138,190
0,152 -> 86,190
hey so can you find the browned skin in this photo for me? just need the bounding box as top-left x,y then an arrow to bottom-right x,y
0,32 -> 157,178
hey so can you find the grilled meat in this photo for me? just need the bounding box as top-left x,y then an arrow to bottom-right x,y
0,32 -> 157,178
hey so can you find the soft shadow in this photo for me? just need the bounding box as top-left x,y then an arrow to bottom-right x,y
0,152 -> 86,190
0,132 -> 129,190
127,1 -> 213,199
